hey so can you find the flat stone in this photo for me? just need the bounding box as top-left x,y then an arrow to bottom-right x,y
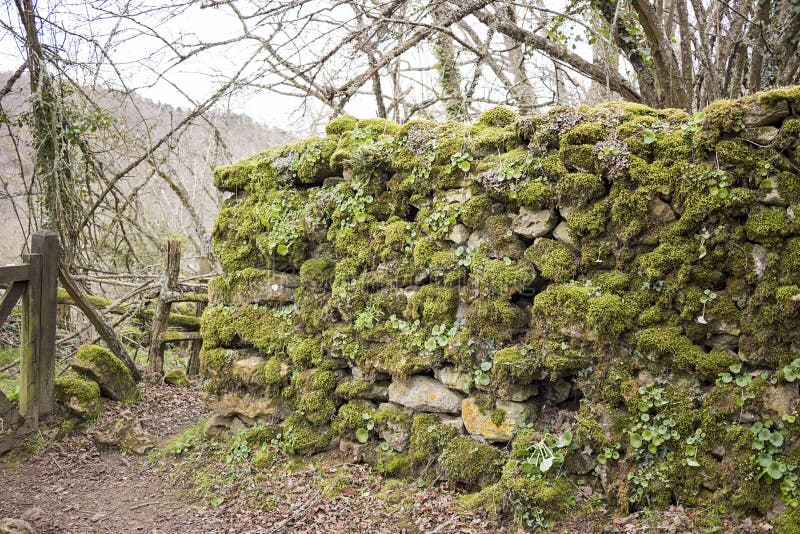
444,188 -> 472,203
352,366 -> 390,382
552,221 -> 576,249
511,208 -> 558,238
0,519 -> 35,534
742,126 -> 779,145
339,438 -> 372,463
564,452 -> 597,475
433,366 -> 470,393
763,384 -> 800,417
743,99 -> 790,127
93,413 -> 155,454
496,382 -> 540,402
437,414 -> 465,433
461,397 -> 530,442
232,356 -> 268,385
379,420 -> 411,452
203,414 -> 245,439
388,376 -> 464,413
211,392 -> 290,420
750,245 -> 768,281
446,223 -> 471,245
209,270 -> 300,306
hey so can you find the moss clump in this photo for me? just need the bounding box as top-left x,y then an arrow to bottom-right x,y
559,144 -> 598,173
326,115 -> 358,135
288,337 -> 323,370
458,484 -> 505,518
299,258 -> 336,289
478,107 -> 519,128
745,207 -> 793,243
524,239 -> 577,283
334,379 -> 372,400
460,195 -> 492,228
465,298 -> 526,342
407,413 -> 457,468
200,347 -> 238,394
636,327 -> 717,375
72,344 -> 138,402
471,257 -> 535,298
492,347 -> 537,384
439,436 -> 503,488
561,122 -> 608,145
332,400 -> 375,434
556,172 -> 606,207
405,285 -> 458,324
536,340 -> 594,378
164,368 -> 189,387
54,376 -> 102,418
517,180 -> 553,210
499,461 -> 575,521
262,356 -> 284,386
281,415 -> 332,455
477,215 -> 526,259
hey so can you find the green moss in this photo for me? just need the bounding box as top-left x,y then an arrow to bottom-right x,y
460,195 -> 492,228
73,344 -> 138,402
54,376 -> 102,417
556,172 -> 606,207
746,207 -> 793,243
334,379 -> 372,400
200,347 -> 238,394
566,200 -> 609,240
405,285 -> 458,324
326,115 -> 359,135
299,258 -> 335,289
164,368 -> 189,387
407,413 -> 457,467
439,436 -> 503,487
376,451 -> 414,477
524,239 -> 577,283
465,298 -> 526,342
477,215 -> 525,259
636,327 -> 717,375
458,484 -> 505,518
517,180 -> 554,210
478,107 -> 519,128
262,356 -> 284,386
499,461 -> 575,521
332,400 -> 375,434
561,122 -> 608,145
289,337 -> 323,370
281,415 -> 332,455
559,144 -> 598,173
774,172 -> 800,204
535,339 -> 594,378
471,257 -> 535,297
428,251 -> 466,286
492,347 -> 537,384
472,124 -> 520,153
356,118 -> 401,136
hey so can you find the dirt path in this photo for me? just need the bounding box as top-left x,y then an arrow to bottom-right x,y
0,384 -> 226,533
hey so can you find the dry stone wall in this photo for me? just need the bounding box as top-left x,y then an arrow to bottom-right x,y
202,87 -> 800,524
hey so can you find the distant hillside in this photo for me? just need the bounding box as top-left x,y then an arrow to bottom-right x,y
0,71 -> 294,265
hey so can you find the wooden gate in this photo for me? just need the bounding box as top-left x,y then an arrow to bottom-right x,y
0,230 -> 59,444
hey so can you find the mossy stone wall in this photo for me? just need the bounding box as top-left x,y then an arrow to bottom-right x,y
202,87 -> 800,523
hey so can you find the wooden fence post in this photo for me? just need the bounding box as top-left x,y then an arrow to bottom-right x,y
148,239 -> 180,375
186,256 -> 211,376
19,230 -> 58,421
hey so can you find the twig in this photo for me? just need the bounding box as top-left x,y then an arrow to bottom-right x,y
429,516 -> 457,533
267,494 -> 323,534
0,359 -> 19,373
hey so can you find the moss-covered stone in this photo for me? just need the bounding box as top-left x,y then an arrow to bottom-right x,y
72,345 -> 138,402
524,239 -> 578,283
439,436 -> 503,487
54,376 -> 102,418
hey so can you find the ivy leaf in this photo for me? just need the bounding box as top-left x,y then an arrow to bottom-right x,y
276,244 -> 290,256
769,431 -> 784,448
630,432 -> 643,449
480,361 -> 493,372
758,452 -> 774,467
475,372 -> 490,386
686,458 -> 700,467
424,337 -> 438,351
556,430 -> 573,448
643,129 -> 657,144
355,428 -> 369,443
458,160 -> 471,172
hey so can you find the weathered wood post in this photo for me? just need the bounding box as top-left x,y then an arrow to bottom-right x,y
148,239 -> 181,375
19,230 -> 59,421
